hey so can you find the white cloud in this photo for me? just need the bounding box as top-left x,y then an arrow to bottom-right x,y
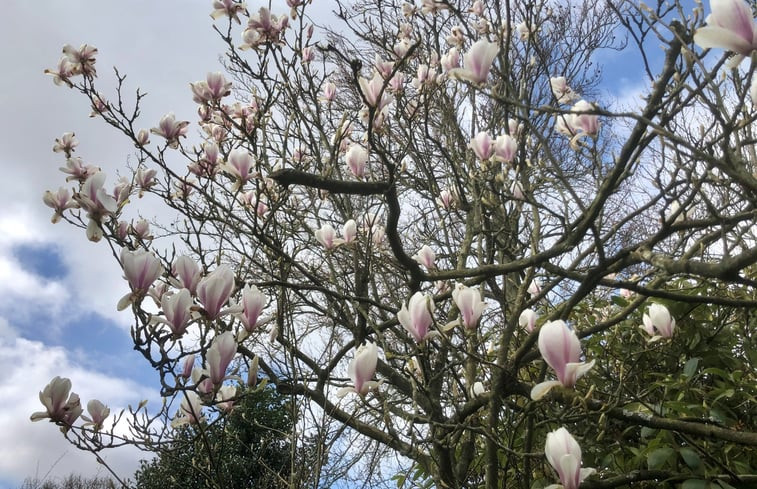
0,332 -> 158,486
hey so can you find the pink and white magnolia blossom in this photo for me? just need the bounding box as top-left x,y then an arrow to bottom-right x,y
121,248 -> 164,293
337,341 -> 380,397
393,38 -> 412,58
398,292 -> 436,343
321,80 -> 337,103
210,0 -> 247,23
190,72 -> 232,104
508,118 -> 523,136
216,385 -> 237,412
172,255 -> 202,295
160,289 -> 194,338
518,308 -> 538,333
515,22 -> 532,41
197,265 -> 236,320
441,47 -> 460,72
76,171 -> 118,229
59,156 -> 98,183
81,399 -> 110,431
206,331 -> 238,386
531,320 -> 595,400
751,77 -> 757,106
412,245 -> 436,269
135,167 -> 157,197
30,376 -> 82,430
452,284 -> 488,329
221,148 -> 255,190
136,128 -> 150,145
550,76 -> 579,104
52,132 -> 78,155
130,219 -> 152,241
358,72 -> 393,109
172,391 -> 204,427
693,0 -> 757,65
544,427 -> 596,489
493,134 -> 517,163
448,39 -> 499,85
342,219 -> 358,244
528,278 -> 542,298
345,144 -> 369,179
469,131 -> 494,161
510,180 -> 525,201
238,284 -> 267,332
567,100 -> 599,141
180,354 -> 196,379
43,187 -> 79,223
436,189 -> 456,209
315,224 -> 341,250
641,303 -> 676,341
150,113 -> 189,149
62,44 -> 98,78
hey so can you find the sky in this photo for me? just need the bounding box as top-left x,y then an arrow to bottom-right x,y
0,1 -> 692,487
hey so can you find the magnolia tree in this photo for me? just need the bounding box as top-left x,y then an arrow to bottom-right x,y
36,0 -> 757,487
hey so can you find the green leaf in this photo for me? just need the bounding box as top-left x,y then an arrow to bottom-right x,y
640,427 -> 657,439
683,357 -> 700,378
681,480 -> 709,489
611,295 -> 629,307
679,447 -> 701,469
647,447 -> 675,469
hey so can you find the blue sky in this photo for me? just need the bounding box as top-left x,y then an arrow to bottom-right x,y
0,0 -> 712,487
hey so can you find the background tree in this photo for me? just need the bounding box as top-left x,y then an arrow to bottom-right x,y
35,0 -> 757,488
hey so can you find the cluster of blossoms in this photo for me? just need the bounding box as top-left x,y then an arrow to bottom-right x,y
44,44 -> 98,86
31,377 -> 110,432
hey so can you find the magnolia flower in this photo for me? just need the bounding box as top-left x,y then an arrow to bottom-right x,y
568,100 -> 599,137
59,156 -> 97,183
180,354 -> 196,379
337,342 -> 380,397
452,284 -> 488,329
469,131 -> 494,161
210,0 -> 247,23
315,224 -> 342,249
81,399 -> 110,431
207,331 -> 238,386
221,149 -> 255,190
150,113 -> 189,149
216,385 -> 237,412
448,39 -> 499,85
470,381 -> 486,397
43,187 -> 79,223
412,245 -> 436,269
239,284 -> 266,332
393,38 -> 412,58
641,303 -> 676,341
550,76 -> 579,104
121,248 -> 164,293
342,219 -> 357,244
528,278 -> 542,298
30,377 -> 82,430
345,144 -> 369,179
518,308 -> 538,333
161,289 -> 193,338
693,0 -> 757,64
52,132 -> 78,155
436,189 -> 456,209
493,134 -> 517,163
321,80 -> 337,102
358,72 -> 393,109
190,72 -> 232,104
172,391 -> 204,427
135,168 -> 157,197
545,427 -> 595,489
510,180 -> 525,201
398,292 -> 436,343
172,256 -> 202,295
441,47 -> 460,72
531,320 -> 595,400
197,265 -> 236,320
515,22 -> 532,40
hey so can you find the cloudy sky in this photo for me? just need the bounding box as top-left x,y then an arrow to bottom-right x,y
0,0 -> 679,486
0,2 -> 225,486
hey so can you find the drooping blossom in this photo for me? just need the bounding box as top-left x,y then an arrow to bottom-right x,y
493,134 -> 517,163
452,284 -> 488,329
151,113 -> 189,149
160,289 -> 194,338
337,342 -> 380,397
550,76 -> 579,104
43,187 -> 79,223
345,144 -> 369,179
238,284 -> 267,332
544,427 -> 596,489
448,39 -> 499,85
206,331 -> 238,386
30,377 -> 82,430
172,256 -> 202,295
469,131 -> 494,161
52,132 -> 78,155
412,245 -> 436,269
81,399 -> 110,431
397,292 -> 436,343
172,391 -> 204,427
693,0 -> 757,65
197,265 -> 236,320
640,303 -> 676,341
518,308 -> 538,333
210,0 -> 246,23
531,320 -> 595,400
